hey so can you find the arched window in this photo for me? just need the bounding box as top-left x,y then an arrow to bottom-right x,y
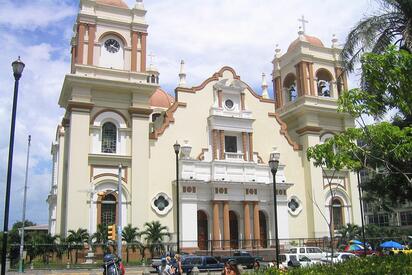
102,122 -> 117,153
283,73 -> 298,102
101,194 -> 116,228
152,113 -> 161,122
331,198 -> 344,230
316,69 -> 333,97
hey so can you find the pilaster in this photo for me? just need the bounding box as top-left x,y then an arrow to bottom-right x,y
130,108 -> 152,229
66,107 -> 91,232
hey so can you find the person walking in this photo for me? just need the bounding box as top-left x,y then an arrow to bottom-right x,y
222,259 -> 240,275
174,254 -> 183,275
158,258 -> 172,275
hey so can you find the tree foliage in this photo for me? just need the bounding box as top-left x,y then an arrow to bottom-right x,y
341,0 -> 412,72
122,224 -> 143,263
307,47 -> 412,208
67,228 -> 89,264
140,221 -> 170,258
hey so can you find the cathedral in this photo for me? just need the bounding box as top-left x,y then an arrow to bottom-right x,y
47,0 -> 361,251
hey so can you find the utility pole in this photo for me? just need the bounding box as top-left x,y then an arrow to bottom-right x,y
117,164 -> 122,258
18,135 -> 31,272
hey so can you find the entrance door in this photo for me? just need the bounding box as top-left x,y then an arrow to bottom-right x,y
259,211 -> 268,248
197,210 -> 208,250
229,211 -> 239,249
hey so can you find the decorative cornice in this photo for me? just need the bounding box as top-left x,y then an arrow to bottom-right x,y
175,66 -> 275,104
254,152 -> 264,164
196,148 -> 209,161
150,102 -> 187,140
61,117 -> 70,128
128,107 -> 153,117
67,100 -> 94,112
268,112 -> 303,151
296,126 -> 323,135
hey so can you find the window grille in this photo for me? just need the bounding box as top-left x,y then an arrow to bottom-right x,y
102,122 -> 117,153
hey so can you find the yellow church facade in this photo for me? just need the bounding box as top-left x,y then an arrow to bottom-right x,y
47,0 -> 361,251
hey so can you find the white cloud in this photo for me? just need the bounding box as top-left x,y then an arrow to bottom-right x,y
0,0 -> 76,31
123,0 -> 377,93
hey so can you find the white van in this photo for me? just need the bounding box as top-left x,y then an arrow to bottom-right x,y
289,247 -> 326,261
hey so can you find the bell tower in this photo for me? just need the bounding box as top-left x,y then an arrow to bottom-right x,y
70,0 -> 149,74
53,0 -> 158,236
272,29 -> 361,237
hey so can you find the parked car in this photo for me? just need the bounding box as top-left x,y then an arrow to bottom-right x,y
289,247 -> 327,261
181,255 -> 224,274
279,254 -> 318,268
220,251 -> 263,268
279,254 -> 301,268
321,252 -> 357,263
389,248 -> 412,255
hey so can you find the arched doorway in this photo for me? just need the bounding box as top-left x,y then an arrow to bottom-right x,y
229,211 -> 239,249
197,210 -> 208,250
101,193 -> 117,228
259,211 -> 268,248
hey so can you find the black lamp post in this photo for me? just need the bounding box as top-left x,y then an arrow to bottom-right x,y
1,57 -> 25,275
173,141 -> 181,254
269,151 -> 280,269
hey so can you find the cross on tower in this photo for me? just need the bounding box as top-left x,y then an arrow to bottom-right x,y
298,15 -> 309,33
148,52 -> 156,66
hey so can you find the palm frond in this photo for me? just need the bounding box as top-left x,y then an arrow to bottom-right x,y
342,13 -> 400,71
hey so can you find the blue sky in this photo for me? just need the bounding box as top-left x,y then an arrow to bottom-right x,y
0,0 -> 377,229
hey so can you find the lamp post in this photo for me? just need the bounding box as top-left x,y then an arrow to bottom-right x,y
18,135 -> 31,273
1,57 -> 25,275
173,142 -> 181,254
269,151 -> 280,269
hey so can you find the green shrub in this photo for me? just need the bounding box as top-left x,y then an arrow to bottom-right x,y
250,254 -> 412,275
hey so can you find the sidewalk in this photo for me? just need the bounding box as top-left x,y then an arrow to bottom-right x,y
6,267 -> 147,275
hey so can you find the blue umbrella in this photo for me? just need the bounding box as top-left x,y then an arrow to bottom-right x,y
349,240 -> 363,245
380,241 -> 403,249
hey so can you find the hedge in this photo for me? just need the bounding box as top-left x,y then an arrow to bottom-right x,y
253,254 -> 412,275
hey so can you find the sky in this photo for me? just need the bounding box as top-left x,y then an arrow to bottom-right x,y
0,0 -> 379,229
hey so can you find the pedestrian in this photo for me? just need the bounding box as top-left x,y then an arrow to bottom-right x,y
174,254 -> 183,275
158,258 -> 172,275
222,259 -> 240,275
118,257 -> 125,275
253,259 -> 260,271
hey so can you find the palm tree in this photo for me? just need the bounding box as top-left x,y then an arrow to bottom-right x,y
140,221 -> 170,258
122,224 -> 143,263
92,224 -> 109,254
338,223 -> 361,245
67,228 -> 89,264
341,0 -> 412,72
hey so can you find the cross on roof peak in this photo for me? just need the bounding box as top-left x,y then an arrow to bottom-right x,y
298,15 -> 309,34
148,52 -> 156,66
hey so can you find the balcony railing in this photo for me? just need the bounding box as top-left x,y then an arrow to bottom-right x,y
224,152 -> 245,161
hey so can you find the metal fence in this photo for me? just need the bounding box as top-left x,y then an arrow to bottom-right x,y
6,236 -> 412,266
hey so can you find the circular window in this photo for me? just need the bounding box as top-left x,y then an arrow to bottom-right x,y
288,199 -> 299,212
225,99 -> 234,109
288,196 -> 303,216
151,192 -> 173,215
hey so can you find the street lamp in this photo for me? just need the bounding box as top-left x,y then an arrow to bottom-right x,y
173,142 -> 181,254
269,151 -> 280,269
1,57 -> 25,275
